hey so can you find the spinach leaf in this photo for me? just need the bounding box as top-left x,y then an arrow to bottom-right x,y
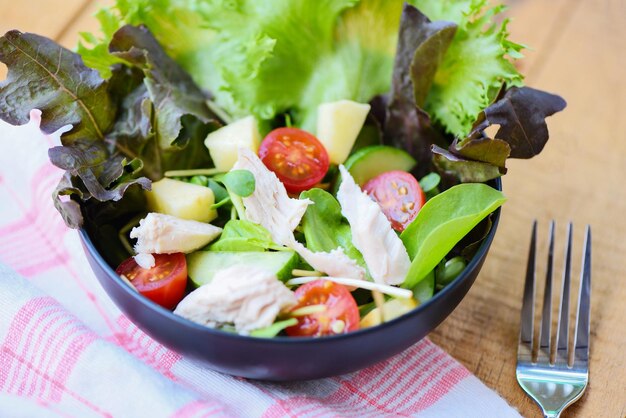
221,220 -> 273,241
300,188 -> 368,275
209,238 -> 267,252
209,220 -> 279,252
221,170 -> 256,197
460,216 -> 493,260
400,183 -> 506,288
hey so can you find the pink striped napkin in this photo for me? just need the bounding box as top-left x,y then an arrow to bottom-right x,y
0,110 -> 521,418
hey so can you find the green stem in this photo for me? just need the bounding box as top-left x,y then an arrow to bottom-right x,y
164,168 -> 223,177
118,213 -> 145,256
230,192 -> 247,221
209,196 -> 232,210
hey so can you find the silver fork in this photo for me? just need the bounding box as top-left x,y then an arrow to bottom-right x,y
516,221 -> 592,418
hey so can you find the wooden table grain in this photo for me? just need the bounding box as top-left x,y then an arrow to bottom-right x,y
1,1 -> 624,416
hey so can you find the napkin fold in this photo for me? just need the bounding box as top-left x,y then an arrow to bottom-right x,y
0,111 -> 521,417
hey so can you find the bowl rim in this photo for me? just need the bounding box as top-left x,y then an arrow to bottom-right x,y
80,177 -> 502,345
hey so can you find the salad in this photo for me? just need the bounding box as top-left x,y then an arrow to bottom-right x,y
0,0 -> 565,338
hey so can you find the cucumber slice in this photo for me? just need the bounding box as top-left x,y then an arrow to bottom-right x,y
343,145 -> 417,186
187,251 -> 299,287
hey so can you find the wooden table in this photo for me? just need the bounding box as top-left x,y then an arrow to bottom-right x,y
1,1 -> 624,416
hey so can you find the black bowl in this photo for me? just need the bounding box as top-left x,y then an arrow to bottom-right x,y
79,178 -> 501,381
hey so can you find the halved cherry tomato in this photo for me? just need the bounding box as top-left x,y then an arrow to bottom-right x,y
115,253 -> 187,310
286,279 -> 359,337
259,127 -> 329,194
363,170 -> 426,232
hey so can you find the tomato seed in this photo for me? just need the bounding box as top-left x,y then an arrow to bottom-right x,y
331,319 -> 345,334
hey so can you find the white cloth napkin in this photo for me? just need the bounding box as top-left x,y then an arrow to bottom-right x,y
0,111 -> 521,417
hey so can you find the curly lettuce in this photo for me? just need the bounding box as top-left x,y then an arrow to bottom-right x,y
77,0 -> 525,137
76,0 -> 409,130
412,0 -> 525,136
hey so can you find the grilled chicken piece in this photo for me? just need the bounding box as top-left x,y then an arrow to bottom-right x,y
336,165 -> 410,285
233,148 -> 311,246
233,148 -> 366,280
130,213 -> 222,256
288,238 -> 366,280
173,266 -> 296,334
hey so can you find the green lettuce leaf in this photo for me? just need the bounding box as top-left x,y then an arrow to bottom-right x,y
77,0 -> 216,80
194,0 -> 366,129
412,0 -> 525,137
77,8 -> 127,79
300,188 -> 369,276
78,0 -> 410,130
73,0 -> 545,143
209,220 -> 282,252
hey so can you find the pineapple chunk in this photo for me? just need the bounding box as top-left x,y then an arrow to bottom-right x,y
316,100 -> 371,164
359,297 -> 418,328
204,116 -> 261,171
145,178 -> 217,223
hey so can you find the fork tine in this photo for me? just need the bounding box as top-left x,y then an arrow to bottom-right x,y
538,221 -> 555,361
574,225 -> 592,364
555,222 -> 573,364
519,220 -> 537,355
